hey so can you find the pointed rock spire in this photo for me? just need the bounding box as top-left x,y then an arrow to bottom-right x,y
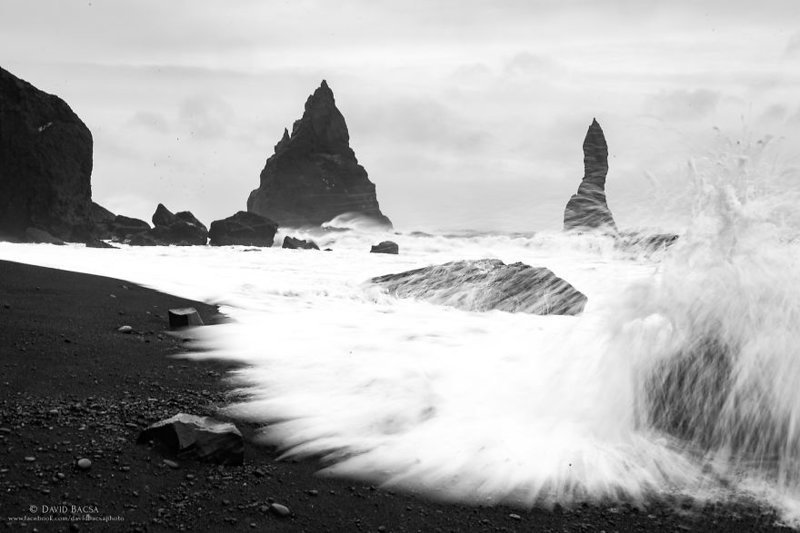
288,79 -> 352,157
247,81 -> 392,228
563,119 -> 617,232
582,118 -> 608,186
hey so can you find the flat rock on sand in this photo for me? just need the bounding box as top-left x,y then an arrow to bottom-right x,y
0,259 -> 790,532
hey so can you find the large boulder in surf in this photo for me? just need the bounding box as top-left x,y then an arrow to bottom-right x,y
371,259 -> 587,315
0,66 -> 93,241
247,80 -> 392,229
645,336 -> 796,468
563,119 -> 617,232
208,211 -> 278,247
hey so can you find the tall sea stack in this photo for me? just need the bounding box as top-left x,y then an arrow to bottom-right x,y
0,66 -> 93,240
563,119 -> 617,232
247,81 -> 392,228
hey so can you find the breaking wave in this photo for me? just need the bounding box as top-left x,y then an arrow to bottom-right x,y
1,130 -> 799,525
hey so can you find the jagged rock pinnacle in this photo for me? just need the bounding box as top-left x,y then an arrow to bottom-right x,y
247,81 -> 392,228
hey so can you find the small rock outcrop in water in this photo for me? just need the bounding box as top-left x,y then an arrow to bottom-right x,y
147,204 -> 208,245
209,211 -> 277,247
103,204 -> 207,246
283,236 -> 319,250
0,66 -> 93,241
90,202 -> 152,242
371,259 -> 587,315
136,413 -> 244,465
370,241 -> 399,254
85,238 -> 116,249
111,216 -> 151,241
208,211 -> 278,247
618,231 -> 679,252
563,119 -> 617,232
247,80 -> 392,228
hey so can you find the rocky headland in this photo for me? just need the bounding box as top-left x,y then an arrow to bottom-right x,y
0,66 -> 94,242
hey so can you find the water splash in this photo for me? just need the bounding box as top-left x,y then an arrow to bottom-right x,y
1,130 -> 798,525
612,133 -> 800,522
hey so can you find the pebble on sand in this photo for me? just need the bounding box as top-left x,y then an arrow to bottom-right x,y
77,458 -> 92,469
118,325 -> 133,333
270,503 -> 291,517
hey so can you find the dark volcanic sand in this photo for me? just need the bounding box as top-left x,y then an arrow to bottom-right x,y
0,259 -> 794,532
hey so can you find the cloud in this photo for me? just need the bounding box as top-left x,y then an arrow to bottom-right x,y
644,89 -> 722,120
758,104 -> 789,123
128,111 -> 170,134
786,31 -> 800,57
450,62 -> 493,84
352,96 -> 492,154
177,96 -> 235,141
503,52 -> 564,77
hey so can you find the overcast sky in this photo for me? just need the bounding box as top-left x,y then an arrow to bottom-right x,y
2,0 -> 799,231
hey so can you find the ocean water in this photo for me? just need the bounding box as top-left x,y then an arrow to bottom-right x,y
2,139 -> 800,525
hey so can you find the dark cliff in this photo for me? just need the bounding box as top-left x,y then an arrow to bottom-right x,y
0,66 -> 93,240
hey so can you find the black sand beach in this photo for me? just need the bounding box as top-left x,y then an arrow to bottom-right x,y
0,259 -> 793,532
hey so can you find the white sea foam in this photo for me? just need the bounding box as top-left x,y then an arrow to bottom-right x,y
2,136 -> 799,525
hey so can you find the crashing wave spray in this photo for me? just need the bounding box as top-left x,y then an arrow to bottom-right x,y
171,131 -> 800,523
612,132 -> 800,519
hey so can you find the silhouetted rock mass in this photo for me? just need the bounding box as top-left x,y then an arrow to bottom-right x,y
371,259 -> 587,315
618,231 -> 679,252
247,80 -> 392,228
109,215 -> 151,241
0,66 -> 93,241
563,119 -> 617,232
89,202 -> 147,242
146,204 -> 208,245
282,236 -> 319,250
24,227 -> 64,245
152,203 -> 176,227
90,202 -> 115,231
209,211 -> 278,247
370,241 -> 399,254
85,238 -> 116,249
